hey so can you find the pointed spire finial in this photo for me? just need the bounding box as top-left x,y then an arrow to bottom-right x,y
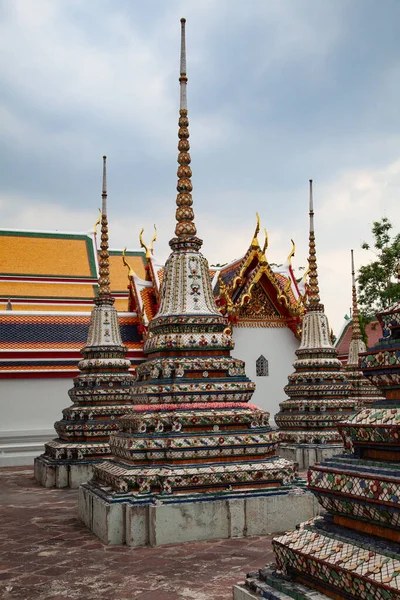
96,155 -> 113,305
170,18 -> 202,251
350,249 -> 362,340
102,155 -> 107,216
307,179 -> 323,311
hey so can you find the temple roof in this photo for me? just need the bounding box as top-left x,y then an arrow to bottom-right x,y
335,319 -> 381,358
0,228 -> 146,312
0,311 -> 144,378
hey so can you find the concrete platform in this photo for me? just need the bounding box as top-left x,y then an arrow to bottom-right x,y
78,483 -> 319,547
34,455 -> 95,488
0,466 -> 278,600
277,443 -> 344,469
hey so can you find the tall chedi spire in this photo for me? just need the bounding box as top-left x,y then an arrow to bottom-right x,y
34,157 -> 135,489
275,180 -> 356,469
307,179 -> 322,310
170,18 -> 201,251
344,249 -> 384,406
79,20 -> 315,548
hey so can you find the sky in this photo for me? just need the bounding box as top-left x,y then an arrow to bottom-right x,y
1,0 -> 400,334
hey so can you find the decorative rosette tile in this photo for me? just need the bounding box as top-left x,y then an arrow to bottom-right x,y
93,457 -> 296,495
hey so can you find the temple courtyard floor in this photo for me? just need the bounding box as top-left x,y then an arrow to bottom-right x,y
0,467 -> 277,600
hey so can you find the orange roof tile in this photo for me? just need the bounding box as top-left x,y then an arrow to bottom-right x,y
140,287 -> 157,321
0,231 -> 97,278
0,281 -> 96,299
274,273 -> 297,307
108,251 -> 147,291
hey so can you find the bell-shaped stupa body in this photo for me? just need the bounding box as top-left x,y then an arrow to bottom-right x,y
79,20 -> 317,546
275,181 -> 356,468
34,157 -> 134,488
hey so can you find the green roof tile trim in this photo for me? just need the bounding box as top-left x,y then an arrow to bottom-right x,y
108,250 -> 145,257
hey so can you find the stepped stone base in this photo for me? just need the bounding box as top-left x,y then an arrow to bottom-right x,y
233,565 -> 329,599
278,444 -> 343,470
78,483 -> 319,547
0,430 -> 54,467
34,456 -> 97,489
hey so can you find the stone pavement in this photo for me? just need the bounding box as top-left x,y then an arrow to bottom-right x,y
0,467 -> 276,600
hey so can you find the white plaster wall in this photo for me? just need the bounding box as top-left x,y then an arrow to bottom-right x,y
232,327 -> 298,426
0,378 -> 71,436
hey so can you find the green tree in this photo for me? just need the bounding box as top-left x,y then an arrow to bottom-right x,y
358,217 -> 400,318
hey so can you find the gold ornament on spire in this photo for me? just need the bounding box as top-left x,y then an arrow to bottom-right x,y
96,156 -> 113,306
170,18 -> 202,251
307,179 -> 323,311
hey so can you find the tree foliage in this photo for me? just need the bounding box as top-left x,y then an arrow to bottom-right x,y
358,217 -> 400,318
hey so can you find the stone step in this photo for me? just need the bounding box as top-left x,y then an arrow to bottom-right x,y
0,432 -> 53,467
234,567 -> 329,599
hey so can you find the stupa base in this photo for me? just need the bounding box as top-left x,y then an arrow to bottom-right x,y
233,564 -> 329,599
278,443 -> 343,470
78,483 -> 319,547
34,455 -> 98,489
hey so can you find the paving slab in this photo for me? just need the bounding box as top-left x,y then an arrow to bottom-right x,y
0,467 -> 277,600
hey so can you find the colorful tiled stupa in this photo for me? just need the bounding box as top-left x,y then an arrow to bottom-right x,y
34,157 -> 135,488
234,277 -> 400,600
275,181 -> 356,469
79,19 -> 317,547
344,249 -> 384,407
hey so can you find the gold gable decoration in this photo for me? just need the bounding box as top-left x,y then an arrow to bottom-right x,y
237,283 -> 287,328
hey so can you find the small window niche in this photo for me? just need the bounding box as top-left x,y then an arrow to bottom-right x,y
256,355 -> 269,377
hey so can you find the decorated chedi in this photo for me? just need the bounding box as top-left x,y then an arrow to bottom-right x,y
344,249 -> 384,407
78,18 -> 317,547
275,181 -> 356,469
235,288 -> 400,600
35,157 -> 134,488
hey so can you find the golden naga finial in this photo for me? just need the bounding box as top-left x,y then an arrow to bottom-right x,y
261,228 -> 268,255
287,239 -> 295,266
251,212 -> 261,247
277,275 -> 293,308
93,208 -> 102,235
122,248 -> 134,278
218,274 -> 235,315
139,225 -> 157,260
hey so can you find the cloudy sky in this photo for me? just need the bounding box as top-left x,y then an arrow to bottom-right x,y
1,0 -> 399,333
